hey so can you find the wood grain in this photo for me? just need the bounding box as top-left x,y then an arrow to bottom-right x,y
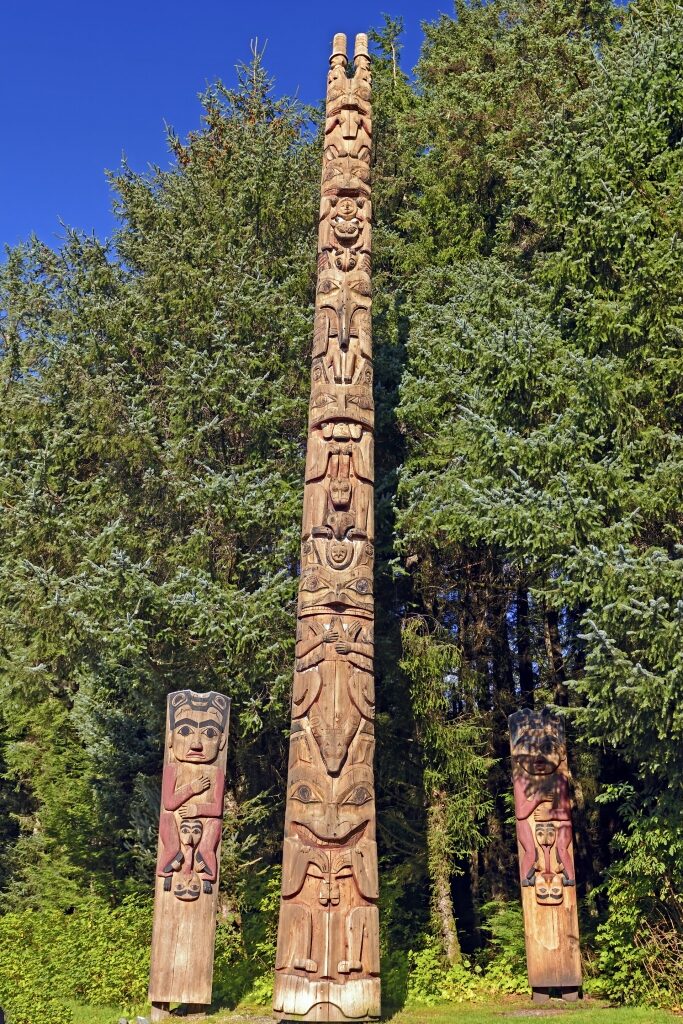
274,31 -> 380,1023
509,708 -> 582,994
149,690 -> 230,1010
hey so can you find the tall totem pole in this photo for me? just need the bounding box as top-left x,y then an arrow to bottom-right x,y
273,32 -> 380,1023
509,708 -> 582,1002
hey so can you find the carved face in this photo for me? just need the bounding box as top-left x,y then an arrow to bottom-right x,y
535,822 -> 557,848
323,159 -> 371,199
327,60 -> 347,100
535,872 -> 563,905
512,731 -> 563,776
170,709 -> 226,763
288,763 -> 374,846
299,563 -> 373,616
327,540 -> 354,570
310,384 -> 374,430
179,818 -> 203,849
331,196 -> 363,246
173,871 -> 202,902
329,479 -> 352,509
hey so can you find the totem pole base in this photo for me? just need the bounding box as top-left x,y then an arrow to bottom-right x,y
531,986 -> 580,1004
150,1004 -> 207,1021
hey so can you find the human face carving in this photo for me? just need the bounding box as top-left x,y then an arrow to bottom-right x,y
179,819 -> 203,848
170,710 -> 225,763
535,822 -> 557,848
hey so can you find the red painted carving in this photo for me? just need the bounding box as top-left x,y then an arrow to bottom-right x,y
156,690 -> 228,900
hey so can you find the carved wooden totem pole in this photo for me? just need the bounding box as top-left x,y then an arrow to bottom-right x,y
274,32 -> 380,1023
509,708 -> 582,1002
149,689 -> 230,1020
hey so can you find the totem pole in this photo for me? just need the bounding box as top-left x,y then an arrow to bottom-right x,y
149,689 -> 230,1020
273,32 -> 380,1023
508,708 -> 582,1002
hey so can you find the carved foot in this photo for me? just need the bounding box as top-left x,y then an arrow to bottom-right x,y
293,958 -> 318,972
202,880 -> 213,894
163,876 -> 172,892
561,988 -> 580,1002
337,959 -> 362,974
532,988 -> 550,1003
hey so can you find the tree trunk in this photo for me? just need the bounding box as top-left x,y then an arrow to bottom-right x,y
428,789 -> 462,965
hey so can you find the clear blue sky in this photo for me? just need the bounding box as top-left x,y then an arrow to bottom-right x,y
1,0 -> 448,251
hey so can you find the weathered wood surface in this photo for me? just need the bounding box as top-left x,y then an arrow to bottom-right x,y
509,708 -> 582,996
274,32 -> 380,1023
149,689 -> 230,1013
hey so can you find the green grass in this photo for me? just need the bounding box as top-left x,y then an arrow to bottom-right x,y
382,997 -> 679,1023
69,997 -> 680,1024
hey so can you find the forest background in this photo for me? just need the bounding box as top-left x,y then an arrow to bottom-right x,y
0,0 -> 682,1020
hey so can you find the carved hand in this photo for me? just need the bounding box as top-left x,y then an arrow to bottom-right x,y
335,641 -> 351,654
326,629 -> 340,642
178,804 -> 198,819
191,775 -> 211,795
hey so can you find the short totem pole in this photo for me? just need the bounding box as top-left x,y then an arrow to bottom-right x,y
273,32 -> 380,1023
509,708 -> 582,1002
149,689 -> 230,1020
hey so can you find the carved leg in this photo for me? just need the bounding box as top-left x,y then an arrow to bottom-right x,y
150,1002 -> 170,1021
275,901 -> 317,973
561,988 -> 580,1001
532,988 -> 550,1003
338,905 -> 380,974
517,818 -> 538,884
196,818 -> 221,882
556,823 -> 576,884
156,810 -> 181,876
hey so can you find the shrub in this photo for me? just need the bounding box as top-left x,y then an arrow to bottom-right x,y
0,896 -> 151,1019
406,936 -> 479,1005
479,900 -> 529,995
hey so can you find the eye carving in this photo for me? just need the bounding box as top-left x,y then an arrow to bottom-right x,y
344,786 -> 371,806
293,785 -> 318,803
178,725 -> 193,736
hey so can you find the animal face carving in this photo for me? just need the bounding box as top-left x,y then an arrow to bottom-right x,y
310,384 -> 374,430
287,763 -> 374,846
513,734 -> 563,777
535,873 -> 564,905
299,561 -> 374,617
509,709 -> 565,777
329,479 -> 352,509
323,157 -> 371,199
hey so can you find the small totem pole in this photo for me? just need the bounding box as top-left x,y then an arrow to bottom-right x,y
508,708 -> 582,1002
273,32 -> 380,1023
149,689 -> 230,1020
